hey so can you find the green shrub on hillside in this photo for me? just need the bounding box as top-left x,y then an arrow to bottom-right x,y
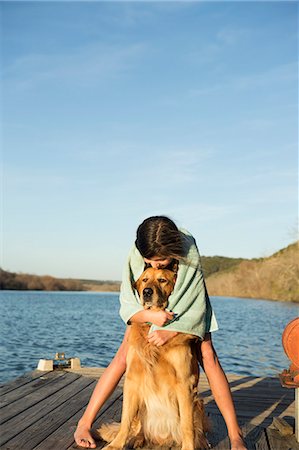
201,256 -> 245,278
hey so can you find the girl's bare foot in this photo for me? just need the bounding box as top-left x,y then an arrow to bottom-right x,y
74,422 -> 96,448
230,434 -> 247,450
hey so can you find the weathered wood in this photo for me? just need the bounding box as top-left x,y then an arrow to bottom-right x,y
0,370 -> 66,408
0,371 -> 50,396
0,374 -> 94,446
207,414 -> 230,449
0,371 -> 80,425
67,392 -> 123,450
2,381 -> 97,449
0,370 -> 297,450
255,429 -> 270,450
36,388 -> 123,450
269,417 -> 293,436
240,422 -> 265,450
65,367 -> 106,379
266,426 -> 299,450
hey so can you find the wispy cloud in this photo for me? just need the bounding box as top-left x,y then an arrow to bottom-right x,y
188,61 -> 297,97
216,27 -> 250,46
233,62 -> 297,91
168,202 -> 237,225
3,41 -> 147,90
186,25 -> 252,66
62,143 -> 215,186
4,166 -> 70,189
153,148 -> 214,184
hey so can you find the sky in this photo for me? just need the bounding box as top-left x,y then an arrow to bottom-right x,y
1,1 -> 298,280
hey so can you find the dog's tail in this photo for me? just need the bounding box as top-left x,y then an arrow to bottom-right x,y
97,422 -> 120,442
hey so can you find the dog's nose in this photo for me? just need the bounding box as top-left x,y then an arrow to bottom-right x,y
143,288 -> 153,298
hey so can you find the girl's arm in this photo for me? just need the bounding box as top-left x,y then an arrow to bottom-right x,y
147,329 -> 178,346
130,309 -> 174,327
131,310 -> 179,346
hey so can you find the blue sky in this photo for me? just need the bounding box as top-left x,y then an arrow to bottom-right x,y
1,1 -> 298,280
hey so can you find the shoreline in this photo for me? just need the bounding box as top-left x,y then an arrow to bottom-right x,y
1,288 -> 298,303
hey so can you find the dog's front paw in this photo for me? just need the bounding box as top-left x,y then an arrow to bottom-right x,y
128,435 -> 145,448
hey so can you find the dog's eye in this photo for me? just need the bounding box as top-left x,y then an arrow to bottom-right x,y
158,278 -> 167,283
142,278 -> 148,282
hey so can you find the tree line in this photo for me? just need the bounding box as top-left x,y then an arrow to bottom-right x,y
0,269 -> 83,291
0,255 -> 244,292
1,242 -> 297,300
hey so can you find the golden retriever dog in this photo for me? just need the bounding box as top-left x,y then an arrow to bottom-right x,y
99,267 -> 209,450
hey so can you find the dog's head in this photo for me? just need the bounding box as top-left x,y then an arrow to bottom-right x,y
135,267 -> 176,311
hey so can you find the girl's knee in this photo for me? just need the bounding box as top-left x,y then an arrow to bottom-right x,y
115,334 -> 129,368
114,347 -> 127,370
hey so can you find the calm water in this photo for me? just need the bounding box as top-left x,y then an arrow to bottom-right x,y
0,291 -> 298,383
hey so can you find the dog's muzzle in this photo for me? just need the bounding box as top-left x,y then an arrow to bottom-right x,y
143,288 -> 153,298
142,287 -> 154,309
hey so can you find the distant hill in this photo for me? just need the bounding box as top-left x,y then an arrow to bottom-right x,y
200,255 -> 246,278
0,269 -> 84,291
205,241 -> 299,303
0,269 -> 121,292
1,241 -> 298,301
77,279 -> 120,292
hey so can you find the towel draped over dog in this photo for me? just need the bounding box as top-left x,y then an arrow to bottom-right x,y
119,229 -> 218,339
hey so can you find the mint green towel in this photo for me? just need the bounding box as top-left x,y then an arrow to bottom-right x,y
119,229 -> 218,339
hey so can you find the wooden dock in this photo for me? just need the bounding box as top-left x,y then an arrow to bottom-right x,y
0,368 -> 298,450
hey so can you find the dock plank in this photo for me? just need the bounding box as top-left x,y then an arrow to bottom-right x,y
66,391 -> 123,450
0,375 -> 94,447
0,372 -> 80,425
254,429 -> 270,450
207,414 -> 230,449
2,381 -> 97,449
0,371 -> 50,396
31,388 -> 123,450
266,426 -> 299,450
241,421 -> 267,450
0,370 -> 66,408
0,370 -> 297,450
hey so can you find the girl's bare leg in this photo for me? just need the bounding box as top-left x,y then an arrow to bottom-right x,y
199,333 -> 247,450
74,327 -> 130,448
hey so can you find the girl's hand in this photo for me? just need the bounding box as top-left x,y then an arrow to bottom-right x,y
147,330 -> 178,346
149,310 -> 174,327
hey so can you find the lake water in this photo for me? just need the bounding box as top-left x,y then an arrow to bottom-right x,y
0,291 -> 298,384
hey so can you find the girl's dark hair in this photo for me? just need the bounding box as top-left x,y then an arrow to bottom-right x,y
135,216 -> 186,260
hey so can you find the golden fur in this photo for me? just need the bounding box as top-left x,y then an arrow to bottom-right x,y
99,267 -> 209,450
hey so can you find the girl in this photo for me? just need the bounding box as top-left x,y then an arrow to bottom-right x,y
74,216 -> 247,450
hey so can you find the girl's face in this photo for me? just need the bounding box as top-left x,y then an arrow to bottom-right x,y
143,256 -> 173,269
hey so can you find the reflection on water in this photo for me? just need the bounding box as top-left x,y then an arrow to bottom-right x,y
0,291 -> 298,383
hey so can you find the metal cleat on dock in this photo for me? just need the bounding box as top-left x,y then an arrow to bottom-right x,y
37,352 -> 81,371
